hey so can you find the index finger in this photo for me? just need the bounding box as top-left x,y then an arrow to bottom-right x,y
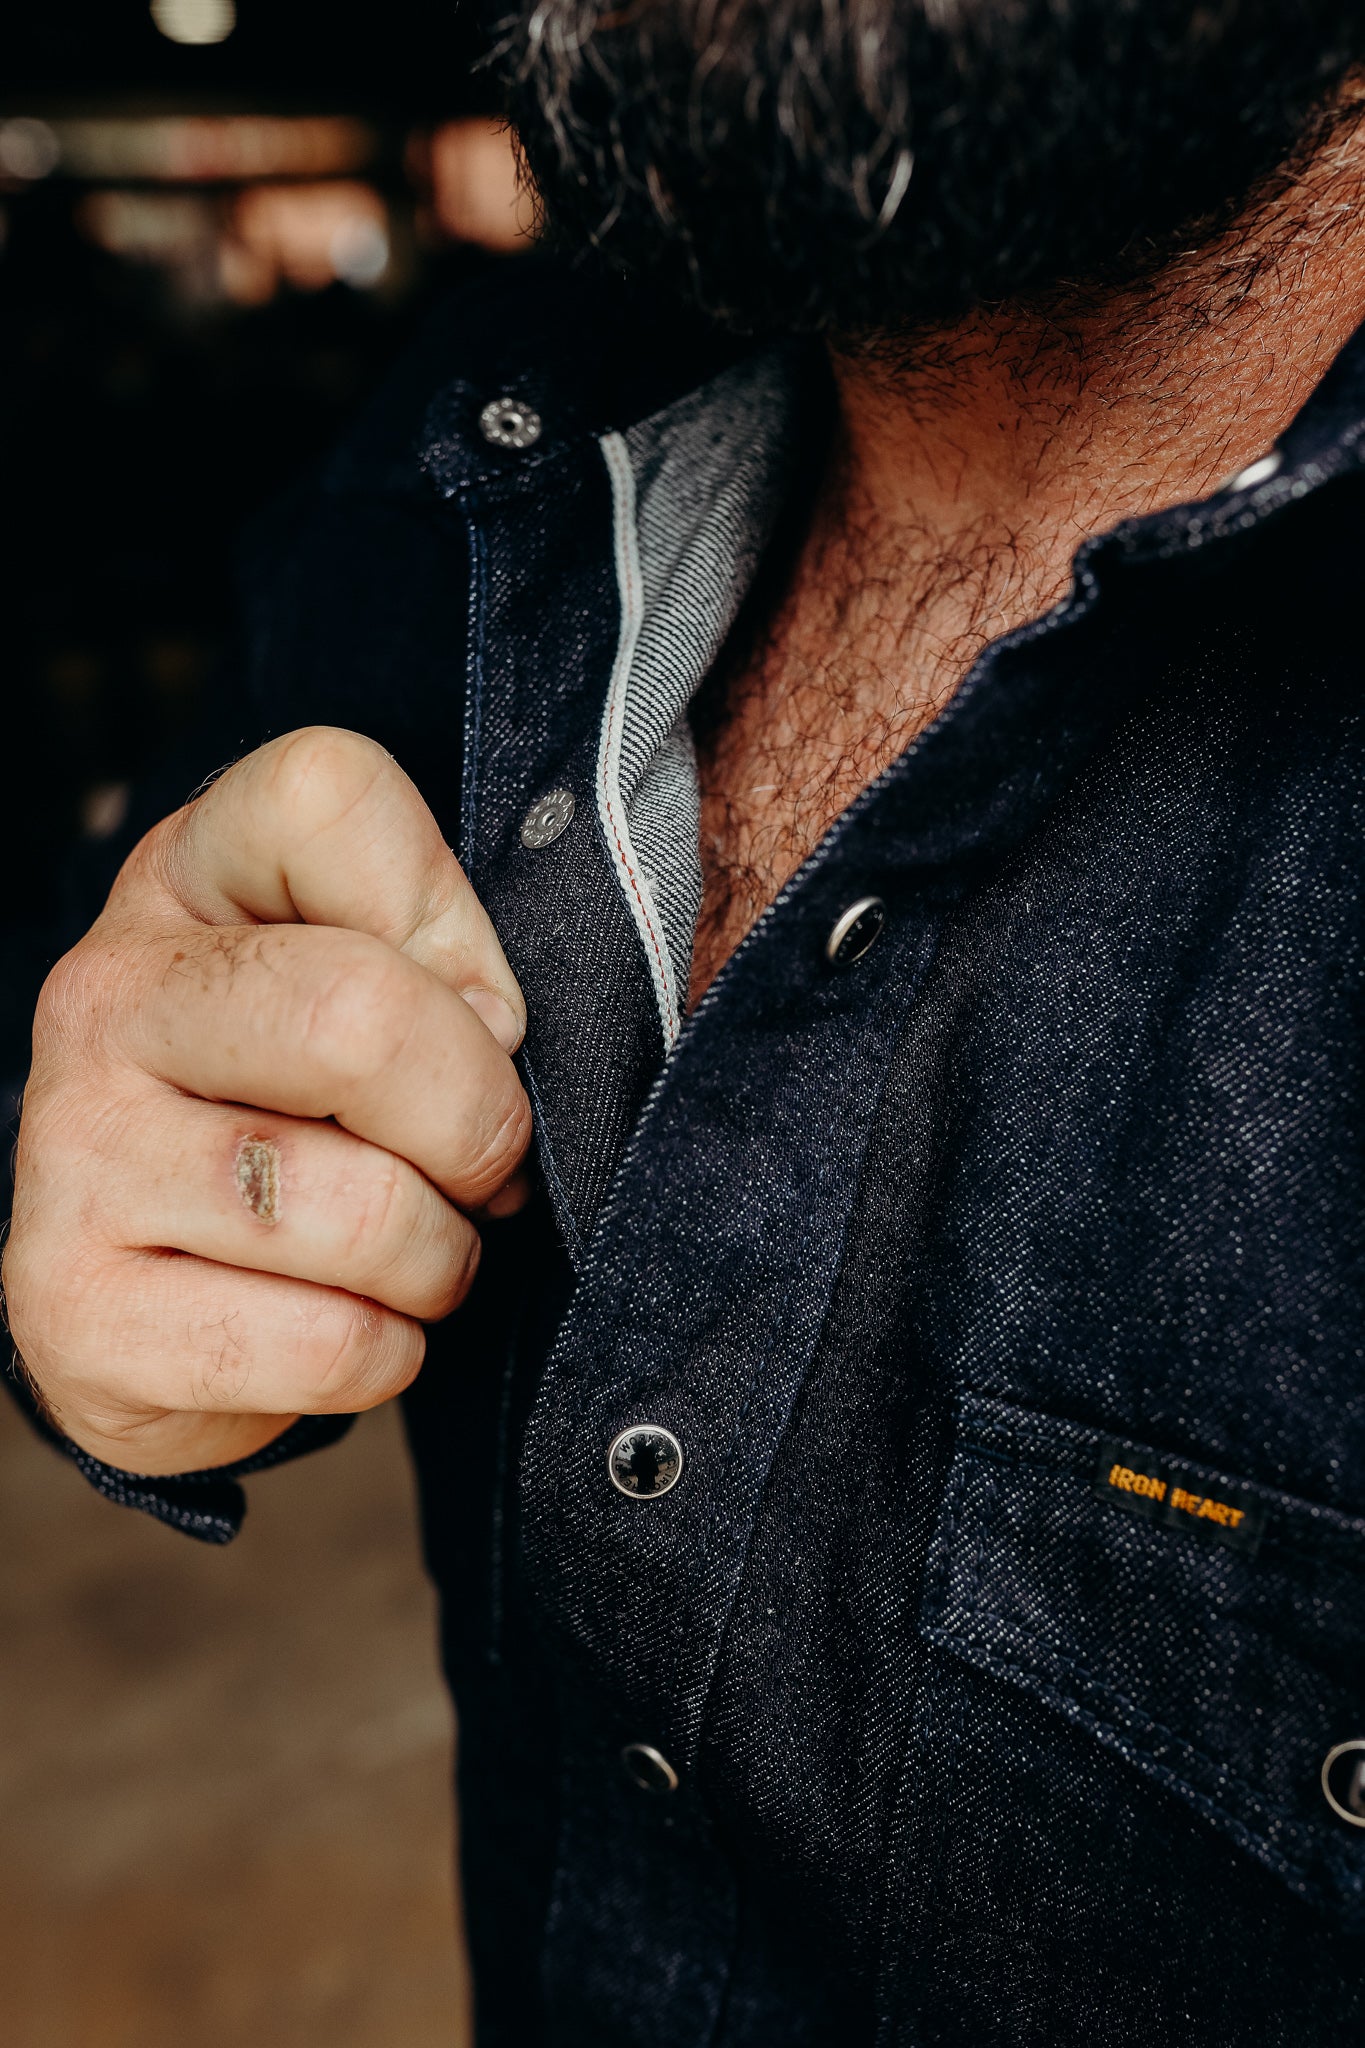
146,727 -> 525,1050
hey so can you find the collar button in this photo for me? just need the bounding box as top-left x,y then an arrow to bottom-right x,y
1221,449 -> 1281,493
520,787 -> 575,848
479,395 -> 543,451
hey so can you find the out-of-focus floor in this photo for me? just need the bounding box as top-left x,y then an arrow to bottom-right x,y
0,1392 -> 469,2048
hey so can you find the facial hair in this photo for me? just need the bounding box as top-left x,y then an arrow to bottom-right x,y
492,0 -> 1365,336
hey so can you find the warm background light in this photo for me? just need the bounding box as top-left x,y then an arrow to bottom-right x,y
49,115 -> 375,183
428,119 -> 536,252
0,116 -> 59,182
224,181 -> 391,300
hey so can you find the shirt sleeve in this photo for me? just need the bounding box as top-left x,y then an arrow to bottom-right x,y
6,1360 -> 356,1544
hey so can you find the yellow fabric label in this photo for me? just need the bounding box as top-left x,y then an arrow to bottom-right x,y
1094,1441 -> 1264,1555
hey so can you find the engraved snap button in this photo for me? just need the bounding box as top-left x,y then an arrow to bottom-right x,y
621,1742 -> 679,1794
520,787 -> 575,849
1321,1739 -> 1365,1827
479,395 -> 543,450
608,1424 -> 683,1499
826,896 -> 885,966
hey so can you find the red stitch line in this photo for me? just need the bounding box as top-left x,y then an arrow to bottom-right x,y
608,802 -> 676,1016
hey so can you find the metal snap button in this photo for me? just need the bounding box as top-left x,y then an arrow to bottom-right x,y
479,395 -> 543,451
621,1742 -> 679,1794
607,1424 -> 683,1500
520,787 -> 575,849
1221,450 -> 1281,494
1321,1739 -> 1365,1826
826,895 -> 886,966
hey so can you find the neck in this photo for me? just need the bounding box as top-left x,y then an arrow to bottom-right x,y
689,111 -> 1365,1003
827,111 -> 1365,594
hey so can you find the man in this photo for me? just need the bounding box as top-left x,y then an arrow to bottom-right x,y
5,3 -> 1365,2040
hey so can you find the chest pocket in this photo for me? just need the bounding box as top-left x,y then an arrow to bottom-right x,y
919,1395 -> 1365,1924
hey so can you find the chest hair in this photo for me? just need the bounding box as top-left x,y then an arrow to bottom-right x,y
688,515 -> 1072,1006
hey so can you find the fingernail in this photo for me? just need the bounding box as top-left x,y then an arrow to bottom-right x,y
461,986 -> 523,1052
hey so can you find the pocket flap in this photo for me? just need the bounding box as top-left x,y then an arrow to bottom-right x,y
921,1396 -> 1365,1919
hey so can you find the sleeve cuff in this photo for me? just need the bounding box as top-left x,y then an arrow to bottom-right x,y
60,1413 -> 358,1543
6,1362 -> 356,1544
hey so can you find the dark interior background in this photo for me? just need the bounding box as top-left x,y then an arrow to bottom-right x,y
2,0 -> 515,962
2,9 -> 527,2042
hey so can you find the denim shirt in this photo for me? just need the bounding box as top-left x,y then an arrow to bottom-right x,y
30,260 -> 1365,2044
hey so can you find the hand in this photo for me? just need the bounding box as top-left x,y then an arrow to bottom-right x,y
2,727 -> 532,1477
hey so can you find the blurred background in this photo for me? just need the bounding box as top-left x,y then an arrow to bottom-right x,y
1,5 -> 536,2042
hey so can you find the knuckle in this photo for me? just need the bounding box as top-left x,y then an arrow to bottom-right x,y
57,1400 -> 174,1464
298,941 -> 414,1085
403,1215 -> 482,1323
302,1294 -> 424,1411
264,726 -> 393,840
3,1223 -> 68,1355
433,1221 -> 482,1318
128,803 -> 195,907
460,1084 -> 533,1201
12,1084 -> 144,1254
33,941 -> 115,1052
32,948 -> 82,1039
341,1148 -> 409,1263
344,1158 -> 481,1320
2,1230 -> 119,1406
33,928 -> 159,1087
0,1231 -> 46,1362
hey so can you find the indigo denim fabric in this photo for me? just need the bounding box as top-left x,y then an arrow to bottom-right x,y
7,260 -> 1365,2043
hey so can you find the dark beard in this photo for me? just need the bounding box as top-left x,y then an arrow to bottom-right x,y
491,0 -> 1365,336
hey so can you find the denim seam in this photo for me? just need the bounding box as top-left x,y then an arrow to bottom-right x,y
456,497 -> 488,878
928,1623 -> 1312,1855
455,481 -> 589,1263
931,1637 -> 1334,1903
869,1456 -> 995,2027
962,1466 -> 1001,1624
957,1436 -> 1365,1567
960,1390 -> 1365,1549
872,1631 -> 970,2037
665,1235 -> 822,1757
676,930 -> 943,1761
521,1052 -> 584,1265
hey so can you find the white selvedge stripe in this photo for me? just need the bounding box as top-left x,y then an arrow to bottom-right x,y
598,429 -> 684,1047
596,354 -> 803,1052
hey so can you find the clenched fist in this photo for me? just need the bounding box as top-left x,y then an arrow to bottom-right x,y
3,728 -> 532,1477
